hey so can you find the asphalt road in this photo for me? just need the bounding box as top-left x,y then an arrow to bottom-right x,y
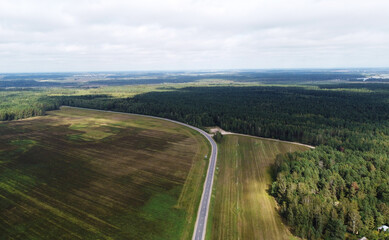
191,128 -> 217,240
64,106 -> 217,240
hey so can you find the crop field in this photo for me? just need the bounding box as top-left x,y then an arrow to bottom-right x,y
208,135 -> 310,240
0,107 -> 210,240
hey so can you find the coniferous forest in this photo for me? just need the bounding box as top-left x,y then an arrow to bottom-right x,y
2,0 -> 389,238
1,83 -> 389,239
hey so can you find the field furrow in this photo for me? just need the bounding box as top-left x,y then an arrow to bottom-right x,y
209,135 -> 309,240
0,107 -> 210,239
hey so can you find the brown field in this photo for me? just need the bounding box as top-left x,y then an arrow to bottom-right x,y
0,107 -> 210,239
208,134 -> 309,240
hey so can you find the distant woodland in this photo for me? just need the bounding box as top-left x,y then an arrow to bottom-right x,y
1,82 -> 389,239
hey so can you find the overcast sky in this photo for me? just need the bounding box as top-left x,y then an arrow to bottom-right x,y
1,0 -> 389,72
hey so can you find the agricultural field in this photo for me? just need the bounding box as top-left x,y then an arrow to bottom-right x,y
208,134 -> 310,240
0,107 -> 210,239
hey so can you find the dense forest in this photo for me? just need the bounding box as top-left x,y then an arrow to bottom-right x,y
56,85 -> 389,146
1,83 -> 389,239
0,89 -> 59,120
55,85 -> 389,240
272,145 -> 389,240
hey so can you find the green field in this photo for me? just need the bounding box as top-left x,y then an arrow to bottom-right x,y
208,134 -> 310,240
0,107 -> 210,239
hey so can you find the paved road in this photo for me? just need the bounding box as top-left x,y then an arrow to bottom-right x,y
64,106 -> 217,240
191,128 -> 217,240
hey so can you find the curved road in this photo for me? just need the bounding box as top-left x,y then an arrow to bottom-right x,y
64,106 -> 217,240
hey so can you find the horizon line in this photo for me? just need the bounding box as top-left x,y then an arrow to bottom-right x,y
1,67 -> 389,75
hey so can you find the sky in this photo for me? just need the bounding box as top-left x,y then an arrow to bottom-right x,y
0,0 -> 389,72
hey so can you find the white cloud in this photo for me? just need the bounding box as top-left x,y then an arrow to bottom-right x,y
0,0 -> 388,72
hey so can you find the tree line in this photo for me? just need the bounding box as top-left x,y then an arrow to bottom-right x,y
1,84 -> 389,239
54,85 -> 389,239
